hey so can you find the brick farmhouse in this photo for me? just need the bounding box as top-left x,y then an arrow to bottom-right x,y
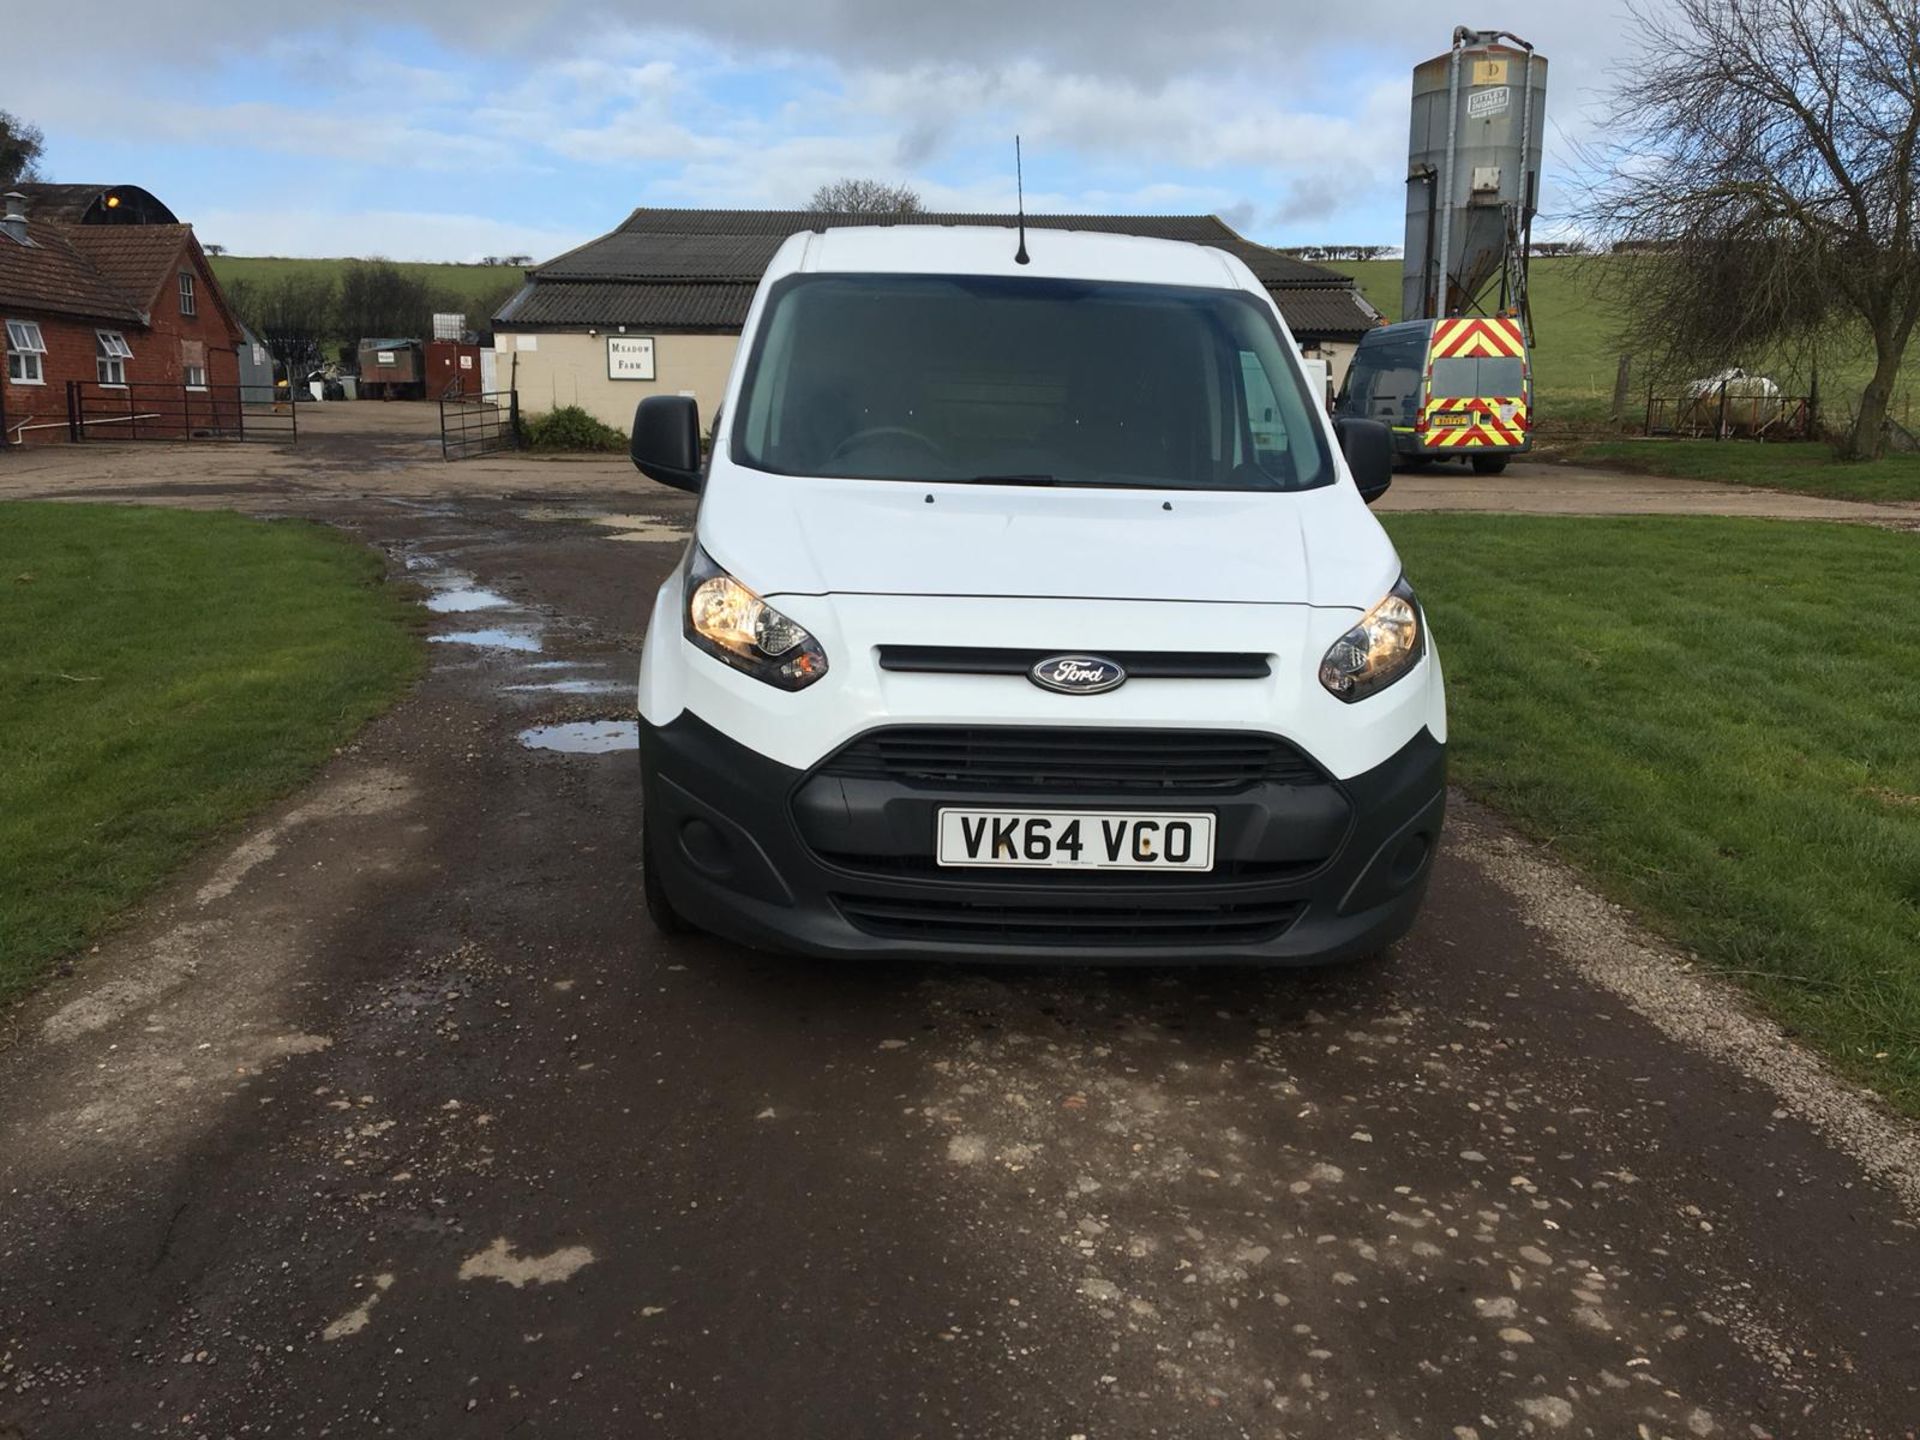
1,184 -> 246,446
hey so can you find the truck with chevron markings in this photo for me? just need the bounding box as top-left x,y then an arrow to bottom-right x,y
1332,314 -> 1532,475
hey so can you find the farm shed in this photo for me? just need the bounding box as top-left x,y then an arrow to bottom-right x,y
492,209 -> 1379,432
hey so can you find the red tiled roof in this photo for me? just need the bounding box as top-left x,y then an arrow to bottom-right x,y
0,221 -> 147,325
63,225 -> 193,312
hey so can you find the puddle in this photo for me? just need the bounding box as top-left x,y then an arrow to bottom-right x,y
402,553 -> 441,572
503,680 -> 627,695
524,660 -> 603,672
430,629 -> 544,653
518,720 -> 639,754
425,587 -> 510,614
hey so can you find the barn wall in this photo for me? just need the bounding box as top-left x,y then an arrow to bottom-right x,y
494,331 -> 740,435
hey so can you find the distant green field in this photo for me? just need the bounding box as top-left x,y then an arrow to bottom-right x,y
1339,256 -> 1920,435
208,256 -> 526,311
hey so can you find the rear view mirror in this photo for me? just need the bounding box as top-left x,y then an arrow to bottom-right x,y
1334,417 -> 1393,505
631,395 -> 703,491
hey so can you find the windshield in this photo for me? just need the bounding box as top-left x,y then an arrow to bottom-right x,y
731,274 -> 1334,491
1338,327 -> 1429,427
1430,355 -> 1527,399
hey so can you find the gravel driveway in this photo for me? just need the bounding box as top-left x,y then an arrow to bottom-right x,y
2,409 -> 1917,1437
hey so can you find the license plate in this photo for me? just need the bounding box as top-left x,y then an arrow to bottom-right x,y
1430,412 -> 1471,427
936,809 -> 1215,871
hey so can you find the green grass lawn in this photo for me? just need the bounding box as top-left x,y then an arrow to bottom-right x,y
0,504 -> 421,1002
1387,514 -> 1920,1113
1563,440 -> 1920,503
1342,256 -> 1920,435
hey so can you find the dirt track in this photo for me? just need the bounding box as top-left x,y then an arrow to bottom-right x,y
3,407 -> 1918,1438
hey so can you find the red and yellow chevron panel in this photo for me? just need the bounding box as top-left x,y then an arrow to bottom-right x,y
1421,395 -> 1529,448
1431,316 -> 1526,359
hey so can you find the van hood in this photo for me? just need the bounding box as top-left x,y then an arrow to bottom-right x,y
696,466 -> 1398,608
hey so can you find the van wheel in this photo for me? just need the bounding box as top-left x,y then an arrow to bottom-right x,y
642,811 -> 694,936
1470,454 -> 1510,475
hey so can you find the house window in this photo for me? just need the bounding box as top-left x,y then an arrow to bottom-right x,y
5,319 -> 47,384
96,330 -> 134,386
179,272 -> 196,316
181,337 -> 208,389
184,364 -> 208,388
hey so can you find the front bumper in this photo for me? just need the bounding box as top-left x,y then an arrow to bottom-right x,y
639,713 -> 1446,965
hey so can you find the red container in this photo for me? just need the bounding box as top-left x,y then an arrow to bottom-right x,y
424,340 -> 483,399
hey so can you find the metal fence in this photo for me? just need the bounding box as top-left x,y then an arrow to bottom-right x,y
1645,385 -> 1815,441
440,390 -> 521,461
65,381 -> 297,443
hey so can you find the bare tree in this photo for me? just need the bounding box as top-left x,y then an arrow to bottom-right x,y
807,178 -> 924,214
0,109 -> 46,188
1579,0 -> 1920,459
233,273 -> 337,383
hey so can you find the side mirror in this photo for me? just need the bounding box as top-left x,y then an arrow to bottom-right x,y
630,395 -> 703,491
1334,416 -> 1393,505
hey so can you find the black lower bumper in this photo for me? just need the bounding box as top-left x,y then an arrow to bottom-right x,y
639,714 -> 1446,965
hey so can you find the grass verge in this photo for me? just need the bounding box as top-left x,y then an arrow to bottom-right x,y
0,503 -> 421,1004
1563,440 -> 1920,504
1386,514 -> 1920,1114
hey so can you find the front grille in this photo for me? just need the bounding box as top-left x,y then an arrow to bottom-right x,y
834,894 -> 1304,947
817,727 -> 1324,793
877,646 -> 1271,680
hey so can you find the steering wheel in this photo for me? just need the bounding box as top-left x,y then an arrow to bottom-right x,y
825,426 -> 945,465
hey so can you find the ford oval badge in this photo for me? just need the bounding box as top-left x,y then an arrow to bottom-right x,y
1029,654 -> 1127,695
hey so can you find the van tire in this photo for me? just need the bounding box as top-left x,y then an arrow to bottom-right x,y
1470,454 -> 1510,475
643,811 -> 694,937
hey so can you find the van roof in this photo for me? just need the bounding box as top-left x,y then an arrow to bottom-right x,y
773,224 -> 1259,293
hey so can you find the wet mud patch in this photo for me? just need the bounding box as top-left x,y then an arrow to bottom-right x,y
430,628 -> 543,653
518,720 -> 638,755
424,586 -> 511,614
502,678 -> 627,695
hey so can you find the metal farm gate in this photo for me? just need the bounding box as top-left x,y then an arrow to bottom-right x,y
440,390 -> 521,460
64,381 -> 297,443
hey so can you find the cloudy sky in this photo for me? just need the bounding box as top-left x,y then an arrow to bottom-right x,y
9,2 -> 1647,263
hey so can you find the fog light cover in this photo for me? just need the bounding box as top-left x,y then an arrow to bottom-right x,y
684,547 -> 828,690
1319,575 -> 1423,702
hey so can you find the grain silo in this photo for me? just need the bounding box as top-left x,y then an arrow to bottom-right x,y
1401,28 -> 1547,331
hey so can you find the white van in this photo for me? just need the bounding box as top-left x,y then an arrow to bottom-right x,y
629,225 -> 1446,964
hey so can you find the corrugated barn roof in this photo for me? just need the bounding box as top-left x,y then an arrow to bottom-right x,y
499,208 -> 1379,339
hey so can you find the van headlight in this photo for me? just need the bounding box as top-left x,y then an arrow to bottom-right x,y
1318,575 -> 1423,702
683,547 -> 828,691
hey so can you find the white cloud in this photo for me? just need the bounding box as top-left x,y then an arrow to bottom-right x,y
190,207 -> 590,264
2,2 -> 1662,253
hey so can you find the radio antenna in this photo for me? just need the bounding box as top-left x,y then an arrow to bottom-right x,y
1014,135 -> 1030,265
